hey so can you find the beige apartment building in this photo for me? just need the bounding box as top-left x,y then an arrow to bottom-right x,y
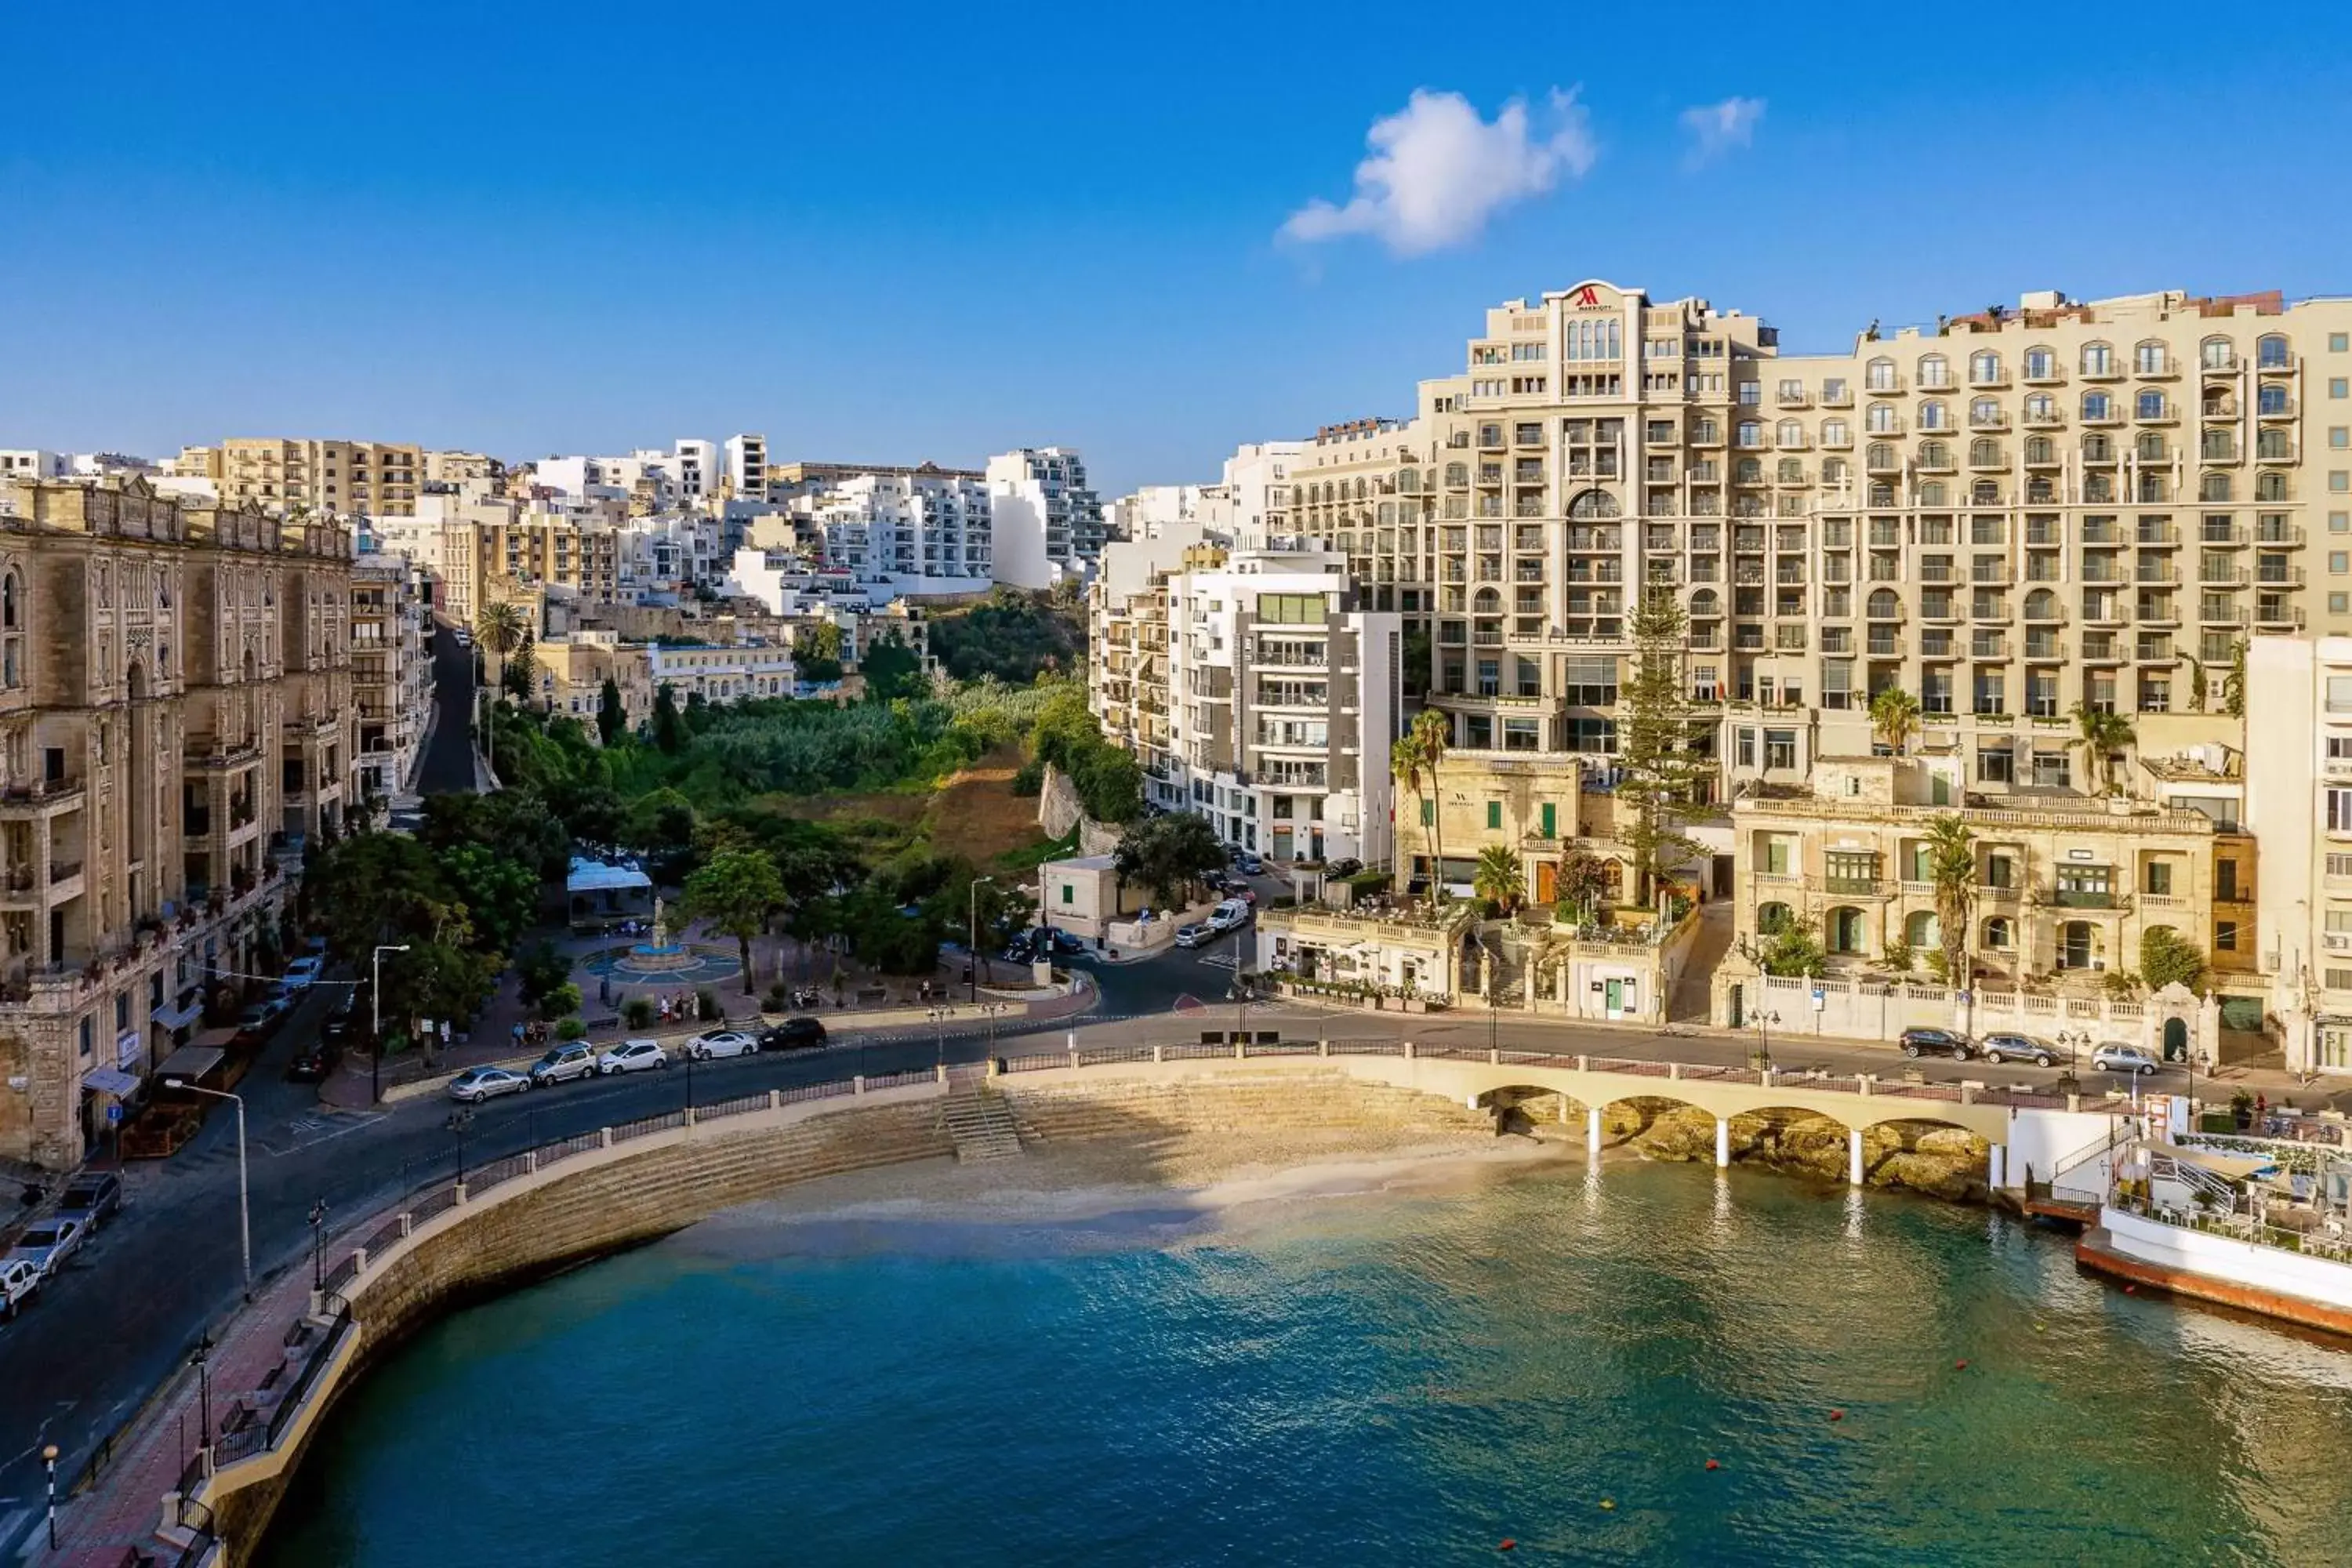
1278,281 -> 2352,815
350,554 -> 433,810
1731,754 -> 2256,996
535,633 -> 654,740
0,476 -> 357,1168
215,437 -> 422,517
470,514 -> 621,612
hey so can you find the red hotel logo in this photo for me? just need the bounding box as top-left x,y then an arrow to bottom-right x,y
1569,284 -> 1602,307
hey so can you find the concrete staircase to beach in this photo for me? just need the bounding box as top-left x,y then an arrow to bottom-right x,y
940,1090 -> 1026,1162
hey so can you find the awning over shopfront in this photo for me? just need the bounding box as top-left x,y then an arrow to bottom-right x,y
152,999 -> 204,1030
154,1044 -> 227,1086
81,1066 -> 141,1098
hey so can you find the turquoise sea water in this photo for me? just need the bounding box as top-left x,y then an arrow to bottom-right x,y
260,1157 -> 2352,1566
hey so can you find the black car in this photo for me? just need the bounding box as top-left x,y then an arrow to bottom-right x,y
1977,1032 -> 2060,1067
285,1033 -> 345,1083
56,1172 -> 122,1230
760,1017 -> 828,1051
1898,1027 -> 1973,1060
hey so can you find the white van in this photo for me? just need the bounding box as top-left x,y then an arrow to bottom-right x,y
1208,898 -> 1251,932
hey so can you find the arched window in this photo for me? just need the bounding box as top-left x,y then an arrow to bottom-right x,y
1970,397 -> 2002,428
1982,916 -> 2014,950
2084,473 -> 2114,503
1736,457 -> 1763,485
2200,473 -> 2234,503
1866,357 -> 1897,392
2082,341 -> 2114,376
1918,440 -> 1951,469
1821,458 -> 1849,485
2024,589 -> 2056,621
1969,437 -> 2000,467
1919,481 -> 1948,506
1473,587 -> 1501,614
1905,910 -> 1941,949
1397,467 -> 1418,492
1689,589 -> 1720,617
1969,479 -> 1998,505
2025,436 -> 2054,464
2258,383 -> 2292,416
2257,334 -> 2291,369
2024,346 -> 2056,380
1971,350 -> 2002,385
1866,402 -> 1899,434
1690,416 -> 1719,443
1777,419 -> 1804,448
1918,354 -> 1950,389
2136,389 -> 2169,421
2024,392 -> 2056,423
1777,457 -> 1804,483
2137,471 -> 2165,503
2201,336 -> 2235,370
1444,463 -> 1468,487
1867,587 -> 1901,619
2256,471 -> 2289,501
1918,399 -> 1950,431
2135,340 -> 2169,376
1828,907 -> 1867,954
1567,488 -> 1619,519
1869,481 -> 1896,506
2083,433 -> 2113,462
1820,418 -> 1849,447
2082,390 -> 2114,421
2136,430 -> 2167,462
1,571 -> 16,630
1867,442 -> 1896,471
1737,420 -> 1763,448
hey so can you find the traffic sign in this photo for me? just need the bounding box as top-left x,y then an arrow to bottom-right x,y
106,1102 -> 123,1124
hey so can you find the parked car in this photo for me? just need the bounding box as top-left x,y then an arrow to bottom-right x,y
528,1041 -> 600,1086
1898,1027 -> 1974,1061
1174,923 -> 1214,949
597,1038 -> 669,1076
5,1218 -> 85,1281
1236,852 -> 1265,876
2091,1042 -> 2162,1076
447,1065 -> 532,1104
760,1017 -> 828,1051
1978,1032 -> 2060,1068
285,1034 -> 344,1083
687,1029 -> 760,1061
56,1172 -> 122,1231
1034,929 -> 1084,958
1,1257 -> 40,1318
1325,858 -> 1363,879
1207,898 -> 1252,931
281,956 -> 325,990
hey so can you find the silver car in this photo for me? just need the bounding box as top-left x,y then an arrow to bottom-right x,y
447,1065 -> 532,1103
2090,1042 -> 2162,1076
5,1217 -> 85,1282
528,1041 -> 600,1085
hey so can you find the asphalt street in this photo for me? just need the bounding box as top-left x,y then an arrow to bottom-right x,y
414,620 -> 478,797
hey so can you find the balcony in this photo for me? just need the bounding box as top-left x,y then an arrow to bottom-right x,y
2052,887 -> 2118,909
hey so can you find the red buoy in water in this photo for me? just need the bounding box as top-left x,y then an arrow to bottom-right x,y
1829,1409 -> 1846,1421
1955,1359 -> 1969,1370
1498,1541 -> 1517,1552
2125,1284 -> 2138,1294
1706,1459 -> 1721,1471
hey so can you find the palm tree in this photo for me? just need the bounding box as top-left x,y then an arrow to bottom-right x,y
2071,702 -> 2137,795
1473,844 -> 1525,914
1411,707 -> 1453,898
1922,813 -> 1976,989
1388,730 -> 1431,888
474,597 -> 529,697
1869,686 -> 1922,757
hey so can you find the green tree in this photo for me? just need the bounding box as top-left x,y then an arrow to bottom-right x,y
536,980 -> 582,1022
514,940 -> 572,1011
1553,843 -> 1609,923
1389,729 -> 1432,885
652,683 -> 686,753
442,843 -> 540,953
2188,659 -> 2209,713
1869,685 -> 1922,757
860,631 -> 926,702
1755,907 -> 1828,978
2223,637 -> 2248,720
597,677 -> 628,746
1617,590 -> 1709,906
1410,708 -> 1452,892
793,622 -> 845,683
500,637 -> 538,701
1112,811 -> 1225,909
626,787 -> 699,856
1922,813 -> 1976,994
1401,626 -> 1433,699
1472,844 -> 1524,914
2140,927 -> 2207,992
679,846 -> 788,996
474,598 -> 528,694
2071,702 -> 2137,795
841,883 -> 941,975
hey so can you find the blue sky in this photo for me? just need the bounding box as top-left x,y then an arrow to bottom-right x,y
8,0 -> 2352,495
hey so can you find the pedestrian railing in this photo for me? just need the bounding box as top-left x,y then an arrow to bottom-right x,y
264,1308 -> 350,1450
862,1068 -> 935,1092
609,1109 -> 687,1144
407,1185 -> 460,1225
699,1091 -> 770,1123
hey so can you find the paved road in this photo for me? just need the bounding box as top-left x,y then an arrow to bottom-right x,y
413,622 -> 478,797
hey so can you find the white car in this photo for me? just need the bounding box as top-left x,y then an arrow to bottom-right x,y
5,1217 -> 85,1283
448,1065 -> 532,1104
2091,1042 -> 2162,1076
281,956 -> 325,990
1,1257 -> 39,1317
686,1029 -> 758,1060
1174,923 -> 1213,949
598,1038 -> 670,1076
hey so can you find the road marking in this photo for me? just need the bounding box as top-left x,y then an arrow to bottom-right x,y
259,1111 -> 385,1157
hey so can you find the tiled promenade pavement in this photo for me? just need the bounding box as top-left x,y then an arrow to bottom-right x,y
50,1233 -> 361,1566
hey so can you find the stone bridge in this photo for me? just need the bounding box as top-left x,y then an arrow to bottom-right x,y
994,1040 -> 2120,1190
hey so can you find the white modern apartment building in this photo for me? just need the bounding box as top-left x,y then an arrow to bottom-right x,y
0,450 -> 69,481
617,513 -> 727,600
1105,484 -> 1207,541
723,434 -> 768,500
2246,634 -> 2352,1075
988,446 -> 1105,590
786,470 -> 993,597
672,438 -> 717,503
1102,545 -> 1399,865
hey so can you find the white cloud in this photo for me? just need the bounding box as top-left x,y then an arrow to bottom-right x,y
1679,96 -> 1766,166
1280,88 -> 1597,257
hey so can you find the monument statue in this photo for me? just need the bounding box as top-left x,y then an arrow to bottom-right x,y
652,896 -> 668,949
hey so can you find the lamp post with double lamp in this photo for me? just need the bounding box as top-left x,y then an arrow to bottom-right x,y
2056,1027 -> 2089,1095
967,875 -> 994,1003
370,942 -> 412,1105
163,1079 -> 249,1300
927,1004 -> 953,1074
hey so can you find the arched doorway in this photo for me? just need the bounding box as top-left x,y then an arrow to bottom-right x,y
2162,1015 -> 2188,1062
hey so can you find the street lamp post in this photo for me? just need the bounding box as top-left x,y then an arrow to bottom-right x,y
927,1005 -> 952,1073
192,1336 -> 212,1449
309,1197 -> 328,1290
371,942 -> 412,1105
1752,1008 -> 1782,1073
967,875 -> 994,1003
164,1079 -> 249,1299
445,1107 -> 474,1183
